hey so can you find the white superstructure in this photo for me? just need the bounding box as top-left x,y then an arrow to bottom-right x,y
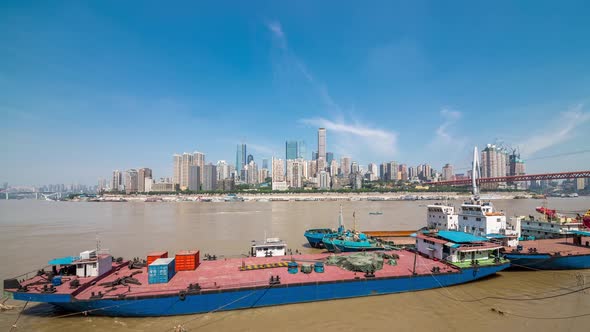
425,147 -> 519,247
250,238 -> 287,258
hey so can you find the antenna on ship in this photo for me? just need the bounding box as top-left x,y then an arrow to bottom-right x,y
338,204 -> 345,233
96,233 -> 101,253
472,146 -> 481,202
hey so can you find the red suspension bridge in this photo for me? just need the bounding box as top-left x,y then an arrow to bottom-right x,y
430,170 -> 590,186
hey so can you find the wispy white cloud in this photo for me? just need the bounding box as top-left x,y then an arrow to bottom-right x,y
435,108 -> 463,145
519,104 -> 590,157
300,117 -> 398,160
266,20 -> 341,112
269,20 -> 397,162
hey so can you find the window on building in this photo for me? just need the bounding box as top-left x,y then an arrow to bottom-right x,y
476,217 -> 481,221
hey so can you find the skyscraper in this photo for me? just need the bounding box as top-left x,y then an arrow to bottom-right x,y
286,141 -> 298,160
262,158 -> 269,170
202,164 -> 217,191
351,161 -> 359,174
287,159 -> 303,188
326,152 -> 334,166
246,161 -> 258,185
297,141 -> 306,159
247,154 -> 254,164
330,159 -> 339,177
481,144 -> 508,187
111,170 -> 123,192
236,144 -> 247,175
173,154 -> 182,186
319,170 -> 330,189
271,157 -> 285,182
188,165 -> 200,191
216,160 -> 230,181
137,168 -> 152,192
442,164 -> 454,181
180,152 -> 193,190
193,152 -> 205,183
317,128 -> 326,171
125,169 -> 138,194
341,157 -> 351,177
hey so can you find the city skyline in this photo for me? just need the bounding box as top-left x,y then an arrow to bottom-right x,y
2,2 -> 590,185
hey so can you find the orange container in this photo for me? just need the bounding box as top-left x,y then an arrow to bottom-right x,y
175,250 -> 200,271
147,251 -> 168,265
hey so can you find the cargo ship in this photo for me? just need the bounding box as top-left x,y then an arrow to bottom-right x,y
4,233 -> 509,317
503,231 -> 590,270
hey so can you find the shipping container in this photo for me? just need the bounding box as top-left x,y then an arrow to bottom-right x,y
148,258 -> 175,284
146,251 -> 168,266
175,250 -> 200,272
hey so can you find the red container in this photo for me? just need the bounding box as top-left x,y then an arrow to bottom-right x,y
147,251 -> 168,266
175,250 -> 200,272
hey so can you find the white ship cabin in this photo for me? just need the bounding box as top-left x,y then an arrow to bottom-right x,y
251,238 -> 287,258
518,215 -> 582,239
457,200 -> 519,247
427,203 -> 459,231
416,230 -> 503,264
74,250 -> 113,278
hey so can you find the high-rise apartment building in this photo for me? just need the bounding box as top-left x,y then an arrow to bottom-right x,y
202,164 -> 217,191
351,161 -> 359,174
319,170 -> 330,189
125,169 -> 138,194
246,161 -> 258,185
137,168 -> 152,192
287,159 -> 304,188
111,170 -> 123,192
271,157 -> 285,182
216,160 -> 230,181
481,144 -> 508,178
442,164 -> 454,181
340,157 -> 351,177
193,152 -> 205,183
173,154 -> 182,186
188,165 -> 200,191
330,160 -> 339,177
399,164 -> 408,181
387,161 -> 398,181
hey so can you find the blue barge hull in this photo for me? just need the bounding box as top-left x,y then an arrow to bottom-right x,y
13,263 -> 508,317
504,253 -> 590,270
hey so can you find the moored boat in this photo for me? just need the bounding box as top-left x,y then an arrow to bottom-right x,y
3,244 -> 509,317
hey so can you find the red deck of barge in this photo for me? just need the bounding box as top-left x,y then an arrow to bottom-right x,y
504,236 -> 590,255
11,250 -> 457,300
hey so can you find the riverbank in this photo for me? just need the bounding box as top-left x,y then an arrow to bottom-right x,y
84,191 -> 544,203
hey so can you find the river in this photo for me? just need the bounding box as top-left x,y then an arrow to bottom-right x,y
1,198 -> 589,331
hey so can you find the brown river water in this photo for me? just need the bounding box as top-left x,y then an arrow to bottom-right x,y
1,198 -> 590,331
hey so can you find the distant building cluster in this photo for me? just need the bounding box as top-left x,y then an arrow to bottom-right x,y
97,129 -> 543,194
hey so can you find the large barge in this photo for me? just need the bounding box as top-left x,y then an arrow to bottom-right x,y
4,244 -> 509,317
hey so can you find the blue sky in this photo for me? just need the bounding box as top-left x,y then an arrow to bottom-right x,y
1,1 -> 590,185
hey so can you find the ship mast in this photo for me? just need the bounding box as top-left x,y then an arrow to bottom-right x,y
338,204 -> 345,233
472,146 -> 480,201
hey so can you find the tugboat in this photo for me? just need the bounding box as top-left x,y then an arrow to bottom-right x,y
322,211 -> 393,252
303,206 -> 345,248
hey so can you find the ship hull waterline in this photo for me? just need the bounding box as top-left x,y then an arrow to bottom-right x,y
12,263 -> 509,317
504,253 -> 590,270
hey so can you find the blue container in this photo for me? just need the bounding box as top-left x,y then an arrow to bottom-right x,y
148,258 -> 176,284
314,262 -> 324,273
52,276 -> 62,286
287,262 -> 298,274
